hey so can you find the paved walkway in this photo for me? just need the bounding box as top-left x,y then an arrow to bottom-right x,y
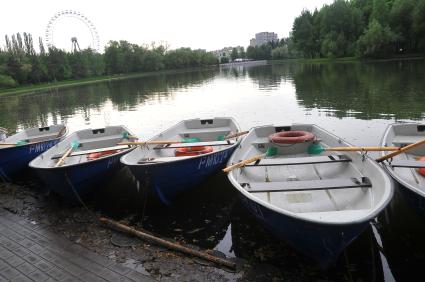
0,209 -> 155,281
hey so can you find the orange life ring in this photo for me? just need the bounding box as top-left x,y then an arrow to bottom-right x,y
269,131 -> 315,144
175,146 -> 213,157
87,150 -> 118,160
416,156 -> 425,177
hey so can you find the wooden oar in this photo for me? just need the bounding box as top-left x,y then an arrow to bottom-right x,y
224,130 -> 249,139
223,154 -> 265,173
308,142 -> 400,155
325,146 -> 400,152
56,126 -> 66,138
376,138 -> 425,163
119,131 -> 248,146
223,147 -> 278,173
0,141 -> 35,146
54,147 -> 73,167
54,141 -> 80,167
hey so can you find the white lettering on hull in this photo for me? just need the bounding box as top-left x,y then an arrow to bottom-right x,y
28,140 -> 58,154
197,150 -> 229,170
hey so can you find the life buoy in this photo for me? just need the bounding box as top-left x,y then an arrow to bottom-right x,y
269,131 -> 315,144
175,146 -> 213,157
416,156 -> 425,177
87,150 -> 118,160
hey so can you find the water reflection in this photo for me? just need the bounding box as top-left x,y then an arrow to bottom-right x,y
290,60 -> 425,120
377,189 -> 425,281
0,69 -> 217,132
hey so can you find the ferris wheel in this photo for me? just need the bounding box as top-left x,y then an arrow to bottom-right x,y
45,10 -> 100,52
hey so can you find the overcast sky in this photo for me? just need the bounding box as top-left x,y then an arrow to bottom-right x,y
1,0 -> 333,52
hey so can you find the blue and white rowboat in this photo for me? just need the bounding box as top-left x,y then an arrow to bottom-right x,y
29,126 -> 136,201
121,117 -> 242,205
227,124 -> 393,267
0,125 -> 67,181
380,122 -> 425,218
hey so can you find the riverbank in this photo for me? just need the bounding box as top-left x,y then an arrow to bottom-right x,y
273,54 -> 425,65
0,66 -> 218,97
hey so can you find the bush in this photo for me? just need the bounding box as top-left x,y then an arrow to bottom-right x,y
0,74 -> 17,89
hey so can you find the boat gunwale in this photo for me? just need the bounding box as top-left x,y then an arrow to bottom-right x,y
228,123 -> 394,226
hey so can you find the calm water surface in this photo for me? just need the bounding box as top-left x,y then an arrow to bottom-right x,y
1,60 -> 425,281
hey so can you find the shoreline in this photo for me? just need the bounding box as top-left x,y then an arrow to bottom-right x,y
1,55 -> 424,97
272,54 -> 425,64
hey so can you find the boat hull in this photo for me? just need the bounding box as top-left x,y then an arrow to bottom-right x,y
397,184 -> 425,218
128,147 -> 236,205
33,153 -> 125,201
0,139 -> 61,181
238,190 -> 368,267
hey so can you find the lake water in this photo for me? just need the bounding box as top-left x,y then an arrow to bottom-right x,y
1,59 -> 425,281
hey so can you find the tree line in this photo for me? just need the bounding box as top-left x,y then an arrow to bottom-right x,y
0,33 -> 218,90
238,0 -> 425,60
291,0 -> 425,58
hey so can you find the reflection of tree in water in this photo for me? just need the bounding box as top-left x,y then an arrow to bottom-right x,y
291,60 -> 425,120
219,66 -> 247,79
0,69 -> 217,132
247,64 -> 293,90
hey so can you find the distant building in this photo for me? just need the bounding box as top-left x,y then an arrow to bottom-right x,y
250,32 -> 279,47
250,38 -> 256,47
212,46 -> 244,61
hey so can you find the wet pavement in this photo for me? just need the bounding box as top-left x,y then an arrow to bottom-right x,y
0,208 -> 154,281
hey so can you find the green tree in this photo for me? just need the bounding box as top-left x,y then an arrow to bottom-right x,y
230,48 -> 238,61
292,10 -> 317,58
356,20 -> 399,57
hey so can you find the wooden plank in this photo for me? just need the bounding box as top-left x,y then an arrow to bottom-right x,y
245,154 -> 351,167
243,177 -> 371,193
153,140 -> 235,150
389,160 -> 425,168
51,145 -> 130,159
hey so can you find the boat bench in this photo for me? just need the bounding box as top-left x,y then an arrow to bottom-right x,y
242,177 -> 371,193
28,132 -> 61,142
179,127 -> 231,138
245,154 -> 351,167
389,160 -> 425,168
392,135 -> 425,146
78,134 -> 124,148
153,140 -> 235,150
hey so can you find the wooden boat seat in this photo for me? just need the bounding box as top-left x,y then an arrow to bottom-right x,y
242,177 -> 371,193
153,140 -> 235,150
78,134 -> 123,147
245,154 -> 351,167
389,160 -> 425,168
28,132 -> 61,142
392,135 -> 425,146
